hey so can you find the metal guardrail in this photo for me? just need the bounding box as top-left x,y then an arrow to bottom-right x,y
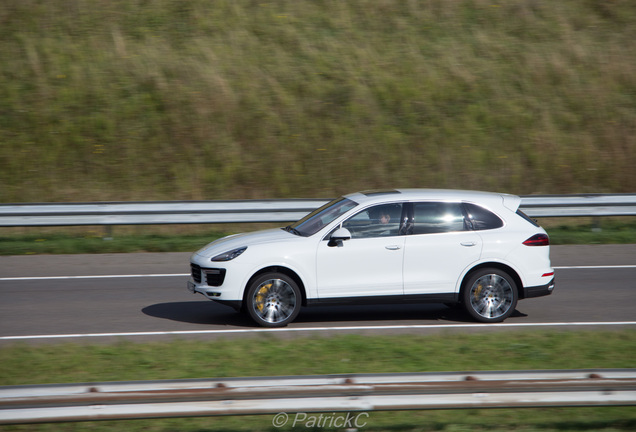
0,194 -> 635,227
0,199 -> 328,227
520,194 -> 636,217
1,369 -> 635,424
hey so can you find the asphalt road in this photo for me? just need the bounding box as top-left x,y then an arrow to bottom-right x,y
0,245 -> 634,344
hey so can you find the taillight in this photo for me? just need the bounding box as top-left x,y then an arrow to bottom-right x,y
523,233 -> 550,246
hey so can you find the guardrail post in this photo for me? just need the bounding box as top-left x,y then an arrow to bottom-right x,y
103,226 -> 113,241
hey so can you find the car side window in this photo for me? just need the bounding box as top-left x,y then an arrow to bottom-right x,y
342,203 -> 403,238
412,202 -> 467,234
463,203 -> 504,230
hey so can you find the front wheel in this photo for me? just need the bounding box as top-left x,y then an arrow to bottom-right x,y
246,273 -> 301,327
463,268 -> 518,323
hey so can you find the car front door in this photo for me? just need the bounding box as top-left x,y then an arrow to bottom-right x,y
402,202 -> 482,296
316,203 -> 405,299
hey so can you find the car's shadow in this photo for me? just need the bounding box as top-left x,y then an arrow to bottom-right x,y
295,303 -> 470,323
142,301 -> 254,327
143,301 -> 527,327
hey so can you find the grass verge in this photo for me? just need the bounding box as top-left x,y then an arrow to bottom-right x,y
544,219 -> 636,245
1,330 -> 635,431
0,229 -> 229,255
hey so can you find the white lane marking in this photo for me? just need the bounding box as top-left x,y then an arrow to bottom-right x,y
2,322 -> 636,342
0,265 -> 634,281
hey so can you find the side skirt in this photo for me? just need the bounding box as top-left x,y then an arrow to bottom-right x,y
306,293 -> 458,307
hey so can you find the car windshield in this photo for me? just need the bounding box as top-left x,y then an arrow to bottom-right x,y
286,197 -> 358,237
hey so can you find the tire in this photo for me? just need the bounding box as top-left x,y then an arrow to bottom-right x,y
462,268 -> 518,323
245,273 -> 301,327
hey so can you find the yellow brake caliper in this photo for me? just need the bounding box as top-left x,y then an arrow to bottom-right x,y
474,283 -> 483,299
255,284 -> 271,311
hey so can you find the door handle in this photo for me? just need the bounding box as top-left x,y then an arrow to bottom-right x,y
385,245 -> 401,250
460,242 -> 477,247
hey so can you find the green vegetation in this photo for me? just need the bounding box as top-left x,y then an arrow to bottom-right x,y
1,331 -> 635,431
546,219 -> 636,245
2,0 -> 636,203
4,331 -> 635,385
0,227 -> 229,255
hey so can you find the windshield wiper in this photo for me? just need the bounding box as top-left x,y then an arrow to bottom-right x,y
283,225 -> 302,236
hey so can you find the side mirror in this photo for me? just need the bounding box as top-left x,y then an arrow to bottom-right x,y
328,227 -> 351,247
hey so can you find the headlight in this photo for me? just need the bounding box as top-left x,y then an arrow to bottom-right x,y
211,246 -> 247,262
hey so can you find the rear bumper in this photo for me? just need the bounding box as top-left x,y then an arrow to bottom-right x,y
523,277 -> 555,298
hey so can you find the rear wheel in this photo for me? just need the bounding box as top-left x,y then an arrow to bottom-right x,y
463,268 -> 518,323
246,273 -> 301,327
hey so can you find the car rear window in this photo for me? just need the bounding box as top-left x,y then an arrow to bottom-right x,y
463,203 -> 504,230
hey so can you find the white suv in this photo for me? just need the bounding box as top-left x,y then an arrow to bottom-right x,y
188,189 -> 555,327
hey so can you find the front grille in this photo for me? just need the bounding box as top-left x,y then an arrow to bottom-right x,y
205,268 -> 226,287
191,263 -> 202,283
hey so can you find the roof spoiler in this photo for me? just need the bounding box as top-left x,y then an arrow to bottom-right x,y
502,194 -> 521,212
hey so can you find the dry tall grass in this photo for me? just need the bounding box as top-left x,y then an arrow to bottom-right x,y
1,0 -> 635,202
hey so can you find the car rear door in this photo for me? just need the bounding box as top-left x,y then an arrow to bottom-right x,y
402,202 -> 482,295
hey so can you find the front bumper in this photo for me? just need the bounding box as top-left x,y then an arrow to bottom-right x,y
523,277 -> 555,299
187,280 -> 222,298
188,259 -> 246,302
187,280 -> 243,311
188,262 -> 228,299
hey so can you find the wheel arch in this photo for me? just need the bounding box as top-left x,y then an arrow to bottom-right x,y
241,266 -> 308,311
459,262 -> 525,302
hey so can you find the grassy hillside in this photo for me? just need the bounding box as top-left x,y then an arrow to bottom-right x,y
1,0 -> 635,203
